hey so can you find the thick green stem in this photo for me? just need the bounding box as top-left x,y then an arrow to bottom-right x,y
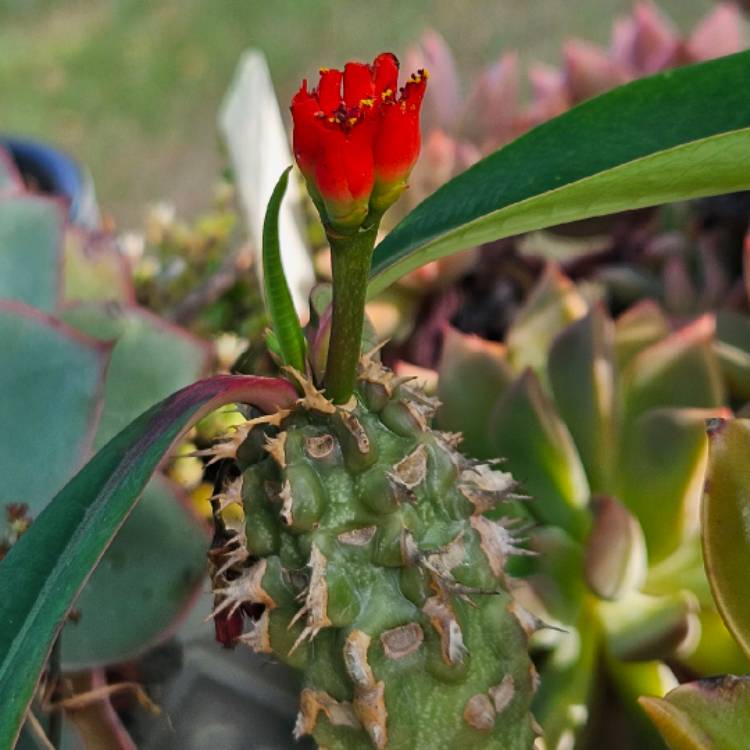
324,223 -> 379,403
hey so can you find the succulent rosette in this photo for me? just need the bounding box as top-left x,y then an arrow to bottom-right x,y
434,266 -> 750,749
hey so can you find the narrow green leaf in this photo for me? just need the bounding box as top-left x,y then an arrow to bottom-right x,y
702,418 -> 750,660
0,374 -> 297,748
369,52 -> 750,295
263,167 -> 306,371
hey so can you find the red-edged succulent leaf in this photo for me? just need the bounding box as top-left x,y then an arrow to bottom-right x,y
0,299 -> 110,520
619,315 -> 725,429
436,325 -> 513,459
640,676 -> 750,750
702,418 -> 750,660
489,368 -> 590,538
62,229 -> 135,306
0,374 -> 297,749
614,299 -> 671,371
548,305 -> 617,493
0,193 -> 65,313
0,147 -> 23,195
60,302 -> 212,447
506,264 -> 588,376
61,475 -> 209,669
617,407 -> 730,564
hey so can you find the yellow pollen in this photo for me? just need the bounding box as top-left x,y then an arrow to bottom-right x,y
319,67 -> 330,74
360,97 -> 374,108
381,88 -> 393,101
347,116 -> 358,125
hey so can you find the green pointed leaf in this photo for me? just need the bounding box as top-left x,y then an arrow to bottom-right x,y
489,369 -> 590,538
601,589 -> 698,662
0,374 -> 297,748
436,325 -> 513,459
548,305 -> 617,492
617,408 -> 728,564
702,418 -> 750,660
620,316 -> 725,429
0,300 -> 109,521
640,676 -> 750,750
585,497 -> 647,601
715,311 -> 750,402
370,52 -> 750,295
506,265 -> 588,376
0,194 -> 64,312
614,300 -> 671,372
262,167 -> 306,372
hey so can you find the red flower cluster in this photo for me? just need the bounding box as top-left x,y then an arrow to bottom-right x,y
291,53 -> 427,233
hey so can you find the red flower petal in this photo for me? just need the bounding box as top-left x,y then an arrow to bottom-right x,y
372,52 -> 400,98
344,61 -> 375,107
291,81 -> 322,180
317,68 -> 343,113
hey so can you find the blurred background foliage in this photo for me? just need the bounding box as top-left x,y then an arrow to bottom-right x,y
0,0 -> 714,226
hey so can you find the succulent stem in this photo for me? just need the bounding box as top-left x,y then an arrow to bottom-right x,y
324,222 -> 379,403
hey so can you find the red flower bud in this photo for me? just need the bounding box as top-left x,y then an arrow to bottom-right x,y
291,53 -> 427,233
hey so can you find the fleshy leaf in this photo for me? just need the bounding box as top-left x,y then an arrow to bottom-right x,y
436,326 -> 513,459
702,418 -> 750,659
0,147 -> 22,194
60,303 -> 212,447
640,676 -> 750,750
715,311 -> 750,402
0,300 -> 109,521
0,374 -> 297,748
584,496 -> 647,601
617,408 -> 728,564
548,305 -> 617,492
614,300 -> 671,371
601,589 -> 698,662
61,476 -> 208,669
0,194 -> 64,312
506,264 -> 587,376
489,369 -> 590,538
62,229 -> 134,305
620,316 -> 725,429
262,167 -> 306,371
369,52 -> 750,295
